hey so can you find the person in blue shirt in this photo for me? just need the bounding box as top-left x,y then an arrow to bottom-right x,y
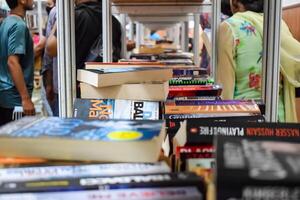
0,0 -> 35,125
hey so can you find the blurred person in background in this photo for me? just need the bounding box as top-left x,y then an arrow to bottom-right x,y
0,0 -> 35,125
46,0 -> 122,98
42,0 -> 58,116
217,0 -> 300,122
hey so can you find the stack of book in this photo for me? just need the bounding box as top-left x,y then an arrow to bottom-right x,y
170,121 -> 300,200
78,63 -> 172,101
0,117 -> 206,199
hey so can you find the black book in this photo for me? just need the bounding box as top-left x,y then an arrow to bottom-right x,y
0,173 -> 205,195
174,120 -> 300,147
216,136 -> 300,200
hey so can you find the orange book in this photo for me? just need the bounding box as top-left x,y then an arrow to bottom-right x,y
165,104 -> 261,115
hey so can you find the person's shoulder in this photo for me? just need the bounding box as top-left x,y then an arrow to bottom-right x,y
3,16 -> 26,29
49,6 -> 57,18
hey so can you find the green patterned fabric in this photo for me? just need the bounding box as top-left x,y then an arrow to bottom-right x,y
225,11 -> 285,122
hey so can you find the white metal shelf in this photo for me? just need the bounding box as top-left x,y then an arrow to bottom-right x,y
112,2 -> 212,16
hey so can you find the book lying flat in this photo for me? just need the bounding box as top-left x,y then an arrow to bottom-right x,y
85,62 -> 165,70
0,162 -> 170,182
174,120 -> 300,147
165,104 -> 261,115
168,85 -> 222,98
0,187 -> 203,200
74,99 -> 161,120
80,82 -> 169,101
0,172 -> 205,194
0,117 -> 165,163
77,67 -> 172,88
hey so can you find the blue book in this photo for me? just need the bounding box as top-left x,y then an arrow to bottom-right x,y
73,98 -> 160,120
0,117 -> 165,163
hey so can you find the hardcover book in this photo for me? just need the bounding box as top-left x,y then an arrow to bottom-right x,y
216,136 -> 300,200
0,117 -> 165,163
73,99 -> 161,120
77,67 -> 172,88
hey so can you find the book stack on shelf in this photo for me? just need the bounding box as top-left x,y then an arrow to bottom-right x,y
169,120 -> 300,200
0,117 -> 206,199
78,63 -> 172,101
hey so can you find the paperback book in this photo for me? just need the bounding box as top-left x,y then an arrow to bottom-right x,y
0,172 -> 205,194
0,117 -> 165,162
80,82 -> 169,101
0,162 -> 170,182
77,67 -> 172,88
73,99 -> 161,120
174,120 -> 300,147
0,187 -> 203,200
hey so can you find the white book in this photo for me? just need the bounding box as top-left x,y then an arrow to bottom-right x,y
0,162 -> 170,182
0,187 -> 202,200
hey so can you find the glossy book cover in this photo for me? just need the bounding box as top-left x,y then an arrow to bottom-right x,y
0,117 -> 163,142
73,99 -> 160,120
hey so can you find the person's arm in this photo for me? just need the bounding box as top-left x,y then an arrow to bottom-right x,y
7,55 -> 35,115
46,23 -> 57,57
217,22 -> 236,99
34,35 -> 46,58
7,23 -> 35,115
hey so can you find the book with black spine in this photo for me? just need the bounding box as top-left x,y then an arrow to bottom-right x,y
174,120 -> 300,147
216,136 -> 300,200
0,173 -> 205,195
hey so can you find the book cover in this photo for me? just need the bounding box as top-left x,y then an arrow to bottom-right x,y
216,136 -> 300,200
174,120 -> 300,147
73,99 -> 160,120
0,173 -> 205,194
0,162 -> 170,182
0,117 -> 165,162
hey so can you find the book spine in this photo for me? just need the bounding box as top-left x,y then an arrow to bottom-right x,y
217,186 -> 300,200
0,162 -> 170,182
165,105 -> 261,115
186,122 -> 300,145
168,90 -> 222,98
170,100 -> 256,106
0,187 -> 203,200
169,86 -> 214,91
0,173 -> 205,194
